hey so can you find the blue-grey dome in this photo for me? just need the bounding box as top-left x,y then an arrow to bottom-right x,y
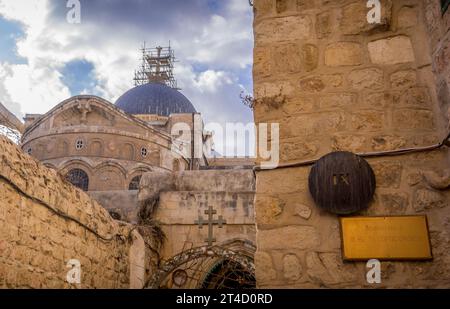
115,83 -> 196,116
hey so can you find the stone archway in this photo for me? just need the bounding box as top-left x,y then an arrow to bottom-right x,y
146,239 -> 255,289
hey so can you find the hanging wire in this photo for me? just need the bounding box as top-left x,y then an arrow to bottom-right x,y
254,131 -> 450,171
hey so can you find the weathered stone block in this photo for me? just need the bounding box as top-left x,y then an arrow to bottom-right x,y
395,87 -> 431,108
273,43 -> 302,73
275,0 -> 289,14
319,252 -> 357,283
340,0 -> 392,35
301,44 -> 319,72
279,114 -> 308,138
283,254 -> 303,281
398,6 -> 418,29
255,195 -> 284,225
255,15 -> 312,44
393,109 -> 435,130
372,161 -> 403,189
281,97 -> 315,115
363,92 -> 393,109
348,68 -> 384,90
316,11 -> 332,38
407,171 -> 422,187
306,252 -> 357,285
380,193 -> 409,214
312,112 -> 346,134
293,203 -> 312,220
258,226 -> 320,250
390,70 -> 417,89
368,36 -> 415,65
325,42 -> 363,67
320,93 -> 357,109
296,0 -> 316,10
255,96 -> 313,122
323,74 -> 344,89
253,46 -> 272,78
280,139 -> 319,162
305,251 -> 331,284
254,0 -> 273,18
371,135 -> 406,151
350,111 -> 384,131
413,189 -> 446,212
256,168 -> 308,194
299,74 -> 344,93
299,76 -> 325,92
255,251 -> 277,283
254,81 -> 294,99
332,134 -> 367,152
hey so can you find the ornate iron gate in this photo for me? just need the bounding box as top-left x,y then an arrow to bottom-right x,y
146,239 -> 256,289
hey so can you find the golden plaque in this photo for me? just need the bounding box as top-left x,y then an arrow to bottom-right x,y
340,216 -> 433,261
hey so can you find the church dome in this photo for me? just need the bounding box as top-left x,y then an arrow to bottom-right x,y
115,83 -> 196,116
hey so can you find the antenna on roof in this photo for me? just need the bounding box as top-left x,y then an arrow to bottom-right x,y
133,42 -> 179,90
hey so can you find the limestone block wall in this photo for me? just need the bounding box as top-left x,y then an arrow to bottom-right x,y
253,0 -> 450,288
0,136 -> 147,288
157,191 -> 256,260
139,170 -> 256,260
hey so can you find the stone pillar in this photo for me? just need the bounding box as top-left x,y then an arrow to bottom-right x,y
253,0 -> 450,288
424,0 -> 450,129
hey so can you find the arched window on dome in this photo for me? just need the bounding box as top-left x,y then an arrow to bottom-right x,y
65,169 -> 89,191
129,175 -> 142,191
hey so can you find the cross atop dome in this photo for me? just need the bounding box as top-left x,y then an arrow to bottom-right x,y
133,42 -> 179,89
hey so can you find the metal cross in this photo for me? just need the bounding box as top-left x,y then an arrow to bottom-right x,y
195,206 -> 227,247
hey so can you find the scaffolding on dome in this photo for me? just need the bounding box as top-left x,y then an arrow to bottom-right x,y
133,43 -> 179,89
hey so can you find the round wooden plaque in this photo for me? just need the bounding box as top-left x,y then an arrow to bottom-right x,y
308,151 -> 376,215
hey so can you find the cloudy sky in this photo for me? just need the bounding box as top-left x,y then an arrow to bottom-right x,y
0,0 -> 254,156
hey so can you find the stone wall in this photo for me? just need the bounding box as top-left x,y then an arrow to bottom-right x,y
425,0 -> 450,124
139,170 -> 256,260
88,191 -> 139,224
0,136 -> 148,288
253,0 -> 450,288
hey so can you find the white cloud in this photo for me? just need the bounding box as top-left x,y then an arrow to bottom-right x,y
0,0 -> 254,155
2,62 -> 70,114
193,70 -> 233,93
0,63 -> 19,115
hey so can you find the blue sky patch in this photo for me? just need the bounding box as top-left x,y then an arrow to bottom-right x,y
0,17 -> 27,64
238,64 -> 253,93
61,59 -> 98,96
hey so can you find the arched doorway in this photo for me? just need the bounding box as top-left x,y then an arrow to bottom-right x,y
200,259 -> 255,289
146,239 -> 255,289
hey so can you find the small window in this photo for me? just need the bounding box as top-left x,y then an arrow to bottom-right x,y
75,139 -> 85,150
129,175 -> 142,190
141,147 -> 148,157
26,148 -> 32,155
443,0 -> 450,14
65,169 -> 89,191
